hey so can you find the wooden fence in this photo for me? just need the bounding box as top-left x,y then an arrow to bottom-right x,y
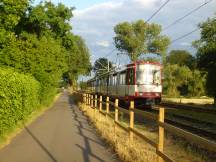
81,92 -> 216,162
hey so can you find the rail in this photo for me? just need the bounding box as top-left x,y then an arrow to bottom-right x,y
80,93 -> 216,162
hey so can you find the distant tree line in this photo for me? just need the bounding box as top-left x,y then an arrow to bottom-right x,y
163,50 -> 206,98
93,16 -> 216,104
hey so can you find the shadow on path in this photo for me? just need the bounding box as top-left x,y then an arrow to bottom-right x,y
68,95 -> 106,162
24,127 -> 57,162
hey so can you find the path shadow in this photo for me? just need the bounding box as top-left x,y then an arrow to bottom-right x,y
68,95 -> 108,162
25,127 -> 57,162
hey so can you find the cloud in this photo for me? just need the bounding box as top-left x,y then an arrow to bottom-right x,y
71,0 -> 216,64
96,40 -> 110,47
180,42 -> 191,47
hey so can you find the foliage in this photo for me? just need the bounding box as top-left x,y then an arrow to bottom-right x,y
0,68 -> 40,137
113,20 -> 170,62
163,64 -> 206,97
0,1 -> 91,138
193,14 -> 216,103
166,50 -> 196,69
93,58 -> 113,76
0,0 -> 29,30
64,35 -> 91,85
0,33 -> 67,104
0,1 -> 91,101
15,1 -> 73,37
79,81 -> 87,90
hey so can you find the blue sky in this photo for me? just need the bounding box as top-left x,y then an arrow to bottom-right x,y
33,0 -> 216,80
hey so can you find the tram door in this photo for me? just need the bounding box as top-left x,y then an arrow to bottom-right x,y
126,68 -> 135,96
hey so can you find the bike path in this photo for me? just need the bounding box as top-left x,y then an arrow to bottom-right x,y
0,92 -> 118,162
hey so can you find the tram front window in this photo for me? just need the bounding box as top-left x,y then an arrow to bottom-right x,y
136,69 -> 161,85
136,70 -> 145,84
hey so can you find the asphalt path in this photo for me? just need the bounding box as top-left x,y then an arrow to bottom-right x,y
0,92 -> 119,162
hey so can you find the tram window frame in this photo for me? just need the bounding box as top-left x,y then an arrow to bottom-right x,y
126,68 -> 134,85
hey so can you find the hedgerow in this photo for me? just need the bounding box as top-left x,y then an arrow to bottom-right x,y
0,68 -> 40,137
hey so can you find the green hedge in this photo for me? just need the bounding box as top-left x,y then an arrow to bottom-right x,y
0,68 -> 40,137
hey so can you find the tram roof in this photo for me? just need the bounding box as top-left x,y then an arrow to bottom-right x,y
87,61 -> 161,83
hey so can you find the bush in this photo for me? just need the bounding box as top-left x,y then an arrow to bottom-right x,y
0,68 -> 40,137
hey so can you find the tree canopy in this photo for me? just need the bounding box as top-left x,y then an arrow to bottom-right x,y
163,64 -> 206,97
0,1 -> 91,102
93,58 -> 113,76
193,14 -> 216,103
166,50 -> 196,69
113,20 -> 170,62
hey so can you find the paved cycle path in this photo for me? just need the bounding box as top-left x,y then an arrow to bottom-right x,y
0,92 -> 118,162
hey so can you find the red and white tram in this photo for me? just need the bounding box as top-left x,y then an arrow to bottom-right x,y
87,61 -> 162,105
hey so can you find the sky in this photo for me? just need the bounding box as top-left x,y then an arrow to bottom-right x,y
33,0 -> 216,72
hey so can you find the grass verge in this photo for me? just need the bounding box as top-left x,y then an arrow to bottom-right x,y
79,102 -> 157,162
0,93 -> 62,149
78,102 -> 215,162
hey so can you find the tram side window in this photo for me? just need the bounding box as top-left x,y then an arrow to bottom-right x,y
126,69 -> 134,85
113,75 -> 117,85
109,75 -> 112,86
120,73 -> 126,85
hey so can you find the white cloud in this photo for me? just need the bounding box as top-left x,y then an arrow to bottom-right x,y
180,42 -> 191,47
71,0 -> 216,64
96,40 -> 110,47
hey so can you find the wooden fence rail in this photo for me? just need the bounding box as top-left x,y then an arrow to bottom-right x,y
81,92 -> 216,162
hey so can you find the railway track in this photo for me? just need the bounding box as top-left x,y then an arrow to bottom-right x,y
109,101 -> 216,142
160,102 -> 216,114
143,108 -> 216,141
165,118 -> 216,141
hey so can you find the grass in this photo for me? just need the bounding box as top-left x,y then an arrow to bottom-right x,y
79,103 -> 157,162
162,97 -> 214,105
166,108 -> 216,125
78,102 -> 216,162
0,93 -> 62,149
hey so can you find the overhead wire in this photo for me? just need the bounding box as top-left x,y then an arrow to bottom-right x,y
163,0 -> 214,31
146,0 -> 171,23
170,28 -> 199,44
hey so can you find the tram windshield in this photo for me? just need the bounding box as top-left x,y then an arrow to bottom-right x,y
136,65 -> 161,85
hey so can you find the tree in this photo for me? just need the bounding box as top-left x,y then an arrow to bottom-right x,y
16,2 -> 91,86
15,1 -> 74,38
166,50 -> 196,69
193,14 -> 216,104
0,0 -> 29,30
93,58 -> 113,76
0,1 -> 91,102
113,20 -> 170,62
163,64 -> 206,97
65,35 -> 91,85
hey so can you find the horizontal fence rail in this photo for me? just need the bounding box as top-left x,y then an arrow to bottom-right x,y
80,92 -> 216,162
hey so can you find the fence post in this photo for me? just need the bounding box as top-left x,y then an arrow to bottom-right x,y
158,107 -> 165,162
99,96 -> 102,112
115,99 -> 119,122
88,94 -> 91,106
95,95 -> 98,108
129,100 -> 134,142
87,94 -> 89,105
114,98 -> 119,142
106,96 -> 109,114
83,93 -> 86,104
94,94 -> 97,121
91,95 -> 94,108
